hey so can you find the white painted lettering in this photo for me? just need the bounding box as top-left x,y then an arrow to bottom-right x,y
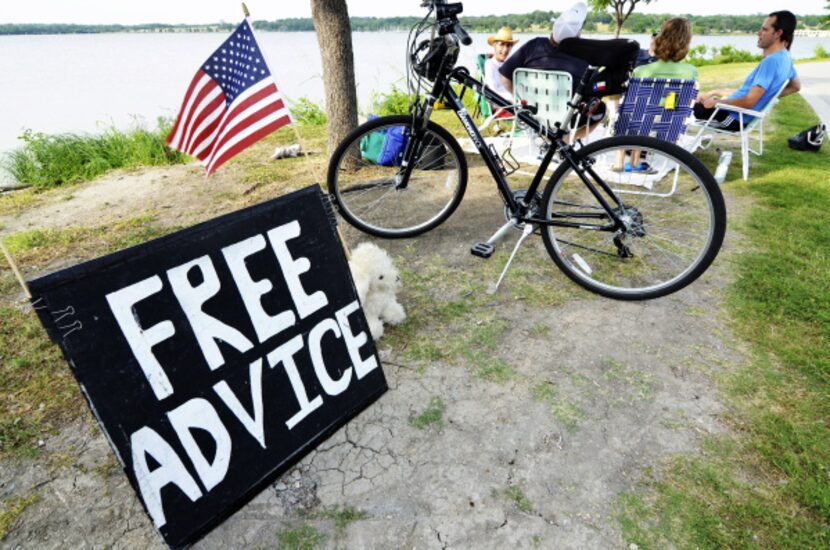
266,221 -> 328,319
222,235 -> 296,343
131,426 -> 202,528
266,334 -> 323,429
308,318 -> 352,396
213,359 -> 267,449
106,276 -> 176,400
167,398 -> 232,493
335,300 -> 379,379
167,256 -> 254,370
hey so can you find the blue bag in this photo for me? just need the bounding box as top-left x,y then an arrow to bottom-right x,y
359,115 -> 409,166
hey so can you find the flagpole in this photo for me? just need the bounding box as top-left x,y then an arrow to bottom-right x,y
243,4 -> 310,159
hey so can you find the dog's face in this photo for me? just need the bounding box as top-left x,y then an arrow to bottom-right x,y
350,242 -> 402,296
371,260 -> 401,293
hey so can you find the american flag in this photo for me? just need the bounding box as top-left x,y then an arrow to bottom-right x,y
166,19 -> 292,176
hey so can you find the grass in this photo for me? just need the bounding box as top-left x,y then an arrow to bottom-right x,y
408,396 -> 445,430
275,524 -> 327,550
0,493 -> 38,539
503,485 -> 534,514
2,120 -> 187,189
531,382 -> 587,432
302,505 -> 369,531
616,90 -> 830,547
383,248 -> 572,371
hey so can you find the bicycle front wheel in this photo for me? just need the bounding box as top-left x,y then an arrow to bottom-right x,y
540,135 -> 726,300
327,115 -> 467,238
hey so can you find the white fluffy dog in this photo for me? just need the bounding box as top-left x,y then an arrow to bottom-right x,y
348,242 -> 406,339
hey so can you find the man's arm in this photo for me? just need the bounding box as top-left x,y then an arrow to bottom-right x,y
697,88 -> 734,103
780,76 -> 801,98
702,85 -> 764,110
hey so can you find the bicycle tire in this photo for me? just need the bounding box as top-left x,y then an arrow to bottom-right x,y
327,114 -> 468,238
540,135 -> 726,300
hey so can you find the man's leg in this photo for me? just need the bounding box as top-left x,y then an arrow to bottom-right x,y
694,102 -> 742,132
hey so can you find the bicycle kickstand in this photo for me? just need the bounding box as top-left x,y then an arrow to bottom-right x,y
489,222 -> 535,294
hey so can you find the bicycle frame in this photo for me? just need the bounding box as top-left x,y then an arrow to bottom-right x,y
406,62 -> 629,234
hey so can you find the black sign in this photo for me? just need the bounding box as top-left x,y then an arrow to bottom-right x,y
29,185 -> 387,549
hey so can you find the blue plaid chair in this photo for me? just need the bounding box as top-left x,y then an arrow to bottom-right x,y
605,78 -> 697,191
613,77 -> 697,143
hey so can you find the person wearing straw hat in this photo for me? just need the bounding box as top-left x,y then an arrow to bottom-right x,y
484,26 -> 519,100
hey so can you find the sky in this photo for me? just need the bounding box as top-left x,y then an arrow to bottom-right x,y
2,0 -> 827,25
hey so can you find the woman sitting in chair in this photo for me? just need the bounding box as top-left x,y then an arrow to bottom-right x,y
617,17 -> 697,172
634,18 -> 696,81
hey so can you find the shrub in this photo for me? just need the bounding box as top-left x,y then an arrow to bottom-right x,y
687,44 -> 761,67
368,84 -> 414,115
289,97 -> 327,126
815,44 -> 829,59
1,118 -> 187,189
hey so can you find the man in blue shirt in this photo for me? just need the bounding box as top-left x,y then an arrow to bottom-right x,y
694,10 -> 801,131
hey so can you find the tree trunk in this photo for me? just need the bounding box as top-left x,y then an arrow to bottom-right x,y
311,0 -> 358,154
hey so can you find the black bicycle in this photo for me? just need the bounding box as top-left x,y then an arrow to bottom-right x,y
327,0 -> 726,300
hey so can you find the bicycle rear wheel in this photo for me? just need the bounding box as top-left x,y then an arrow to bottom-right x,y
327,114 -> 467,238
540,135 -> 726,300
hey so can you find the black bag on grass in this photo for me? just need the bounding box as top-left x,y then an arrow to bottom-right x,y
788,123 -> 825,152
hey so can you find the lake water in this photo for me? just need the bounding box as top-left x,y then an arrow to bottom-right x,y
1,30 -> 827,161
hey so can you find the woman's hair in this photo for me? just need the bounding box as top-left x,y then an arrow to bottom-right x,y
653,18 -> 692,62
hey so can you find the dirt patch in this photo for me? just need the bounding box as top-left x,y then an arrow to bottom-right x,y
0,161 -> 748,549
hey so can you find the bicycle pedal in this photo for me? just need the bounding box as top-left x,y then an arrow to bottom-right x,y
471,242 -> 495,258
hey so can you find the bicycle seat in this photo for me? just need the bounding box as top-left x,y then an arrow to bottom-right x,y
558,37 -> 640,96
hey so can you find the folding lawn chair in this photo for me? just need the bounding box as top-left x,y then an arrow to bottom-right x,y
508,68 -> 573,162
687,79 -> 790,181
601,77 -> 698,193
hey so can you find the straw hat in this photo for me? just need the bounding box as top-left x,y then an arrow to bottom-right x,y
487,27 -> 519,46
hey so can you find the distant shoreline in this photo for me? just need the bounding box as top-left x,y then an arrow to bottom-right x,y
2,11 -> 828,36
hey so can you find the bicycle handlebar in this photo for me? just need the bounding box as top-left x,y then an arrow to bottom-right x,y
453,21 -> 472,45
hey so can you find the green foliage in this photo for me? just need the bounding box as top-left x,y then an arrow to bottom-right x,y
686,44 -> 762,67
368,84 -> 413,116
0,493 -> 39,539
0,296 -> 75,458
815,44 -> 829,59
408,396 -> 445,429
1,119 -> 187,189
305,506 -> 369,530
5,11 -> 827,36
275,524 -> 327,550
587,0 -> 656,36
532,382 -> 587,432
289,97 -> 327,126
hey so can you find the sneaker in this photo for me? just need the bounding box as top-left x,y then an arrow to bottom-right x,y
633,162 -> 657,175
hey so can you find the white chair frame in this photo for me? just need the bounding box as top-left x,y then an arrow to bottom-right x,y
688,80 -> 789,181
